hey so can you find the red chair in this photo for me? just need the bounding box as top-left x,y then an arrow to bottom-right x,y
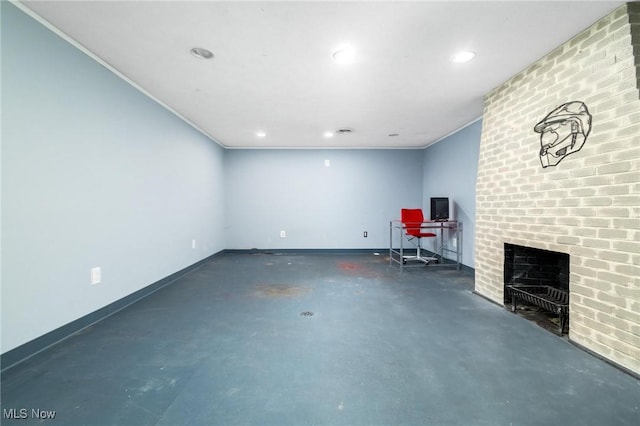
401,208 -> 437,265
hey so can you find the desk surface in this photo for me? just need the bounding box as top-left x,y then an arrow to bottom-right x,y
392,219 -> 458,221
391,219 -> 458,226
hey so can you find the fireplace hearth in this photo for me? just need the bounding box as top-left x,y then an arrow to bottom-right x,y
504,244 -> 570,335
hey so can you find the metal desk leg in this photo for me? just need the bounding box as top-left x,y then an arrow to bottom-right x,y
457,222 -> 462,271
389,221 -> 392,267
399,225 -> 404,272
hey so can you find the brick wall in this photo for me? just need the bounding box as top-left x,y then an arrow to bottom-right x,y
475,3 -> 640,374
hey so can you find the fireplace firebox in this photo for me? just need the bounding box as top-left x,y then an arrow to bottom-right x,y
504,244 -> 570,335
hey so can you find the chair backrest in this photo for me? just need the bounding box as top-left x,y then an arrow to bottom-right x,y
401,209 -> 424,237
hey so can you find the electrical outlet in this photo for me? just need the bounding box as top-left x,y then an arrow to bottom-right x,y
363,231 -> 368,238
280,230 -> 286,238
90,267 -> 101,285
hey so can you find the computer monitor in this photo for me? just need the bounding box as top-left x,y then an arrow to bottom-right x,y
430,197 -> 449,221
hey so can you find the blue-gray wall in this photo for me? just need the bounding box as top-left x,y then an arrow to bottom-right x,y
224,149 -> 423,249
1,2 -> 226,353
422,120 -> 482,268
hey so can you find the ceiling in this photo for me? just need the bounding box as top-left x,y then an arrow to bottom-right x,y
17,1 -> 623,149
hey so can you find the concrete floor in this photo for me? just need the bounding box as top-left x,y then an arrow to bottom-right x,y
2,253 -> 639,425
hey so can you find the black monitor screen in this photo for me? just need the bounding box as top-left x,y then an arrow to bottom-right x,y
430,197 -> 449,221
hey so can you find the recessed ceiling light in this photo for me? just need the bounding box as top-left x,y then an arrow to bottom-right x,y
336,128 -> 354,134
451,51 -> 475,63
388,133 -> 400,137
324,131 -> 334,138
332,44 -> 356,64
190,47 -> 214,59
256,131 -> 266,138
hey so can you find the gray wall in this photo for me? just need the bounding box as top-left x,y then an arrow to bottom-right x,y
1,3 -> 226,353
224,149 -> 423,249
422,120 -> 482,268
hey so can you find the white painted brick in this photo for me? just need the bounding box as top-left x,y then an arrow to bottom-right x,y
612,240 -> 640,254
570,207 -> 598,217
598,161 -> 632,174
557,217 -> 581,226
597,207 -> 631,217
581,197 -> 613,206
583,175 -> 615,186
598,250 -> 631,263
573,265 -> 598,278
614,264 -> 640,277
596,312 -> 634,334
570,324 -> 597,345
582,296 -> 615,314
581,217 -> 611,227
597,228 -> 631,240
573,232 -> 601,245
613,307 -> 640,324
584,153 -> 614,167
476,5 -> 640,375
557,235 -> 580,245
597,270 -> 634,287
598,185 -> 631,195
571,305 -> 597,322
582,238 -> 611,249
583,316 -> 616,336
612,170 -> 640,184
572,284 -> 596,299
582,277 -> 615,293
582,257 -> 610,270
612,329 -> 640,353
616,123 -> 640,138
571,187 -> 597,197
595,333 -> 639,358
615,101 -> 640,117
598,291 -> 630,308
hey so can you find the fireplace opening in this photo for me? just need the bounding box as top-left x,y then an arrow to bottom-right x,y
504,244 -> 570,335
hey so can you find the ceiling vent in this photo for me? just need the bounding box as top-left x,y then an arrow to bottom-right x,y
336,128 -> 354,134
190,47 -> 214,59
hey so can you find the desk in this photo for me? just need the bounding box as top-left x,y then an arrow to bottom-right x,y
389,220 -> 462,271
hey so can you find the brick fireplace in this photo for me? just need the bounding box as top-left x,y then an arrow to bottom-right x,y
504,244 -> 570,293
504,244 -> 570,334
475,3 -> 640,375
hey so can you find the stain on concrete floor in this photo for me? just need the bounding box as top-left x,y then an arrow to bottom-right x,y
253,284 -> 312,298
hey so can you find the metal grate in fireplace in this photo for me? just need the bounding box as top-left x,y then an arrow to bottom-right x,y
506,285 -> 569,334
504,244 -> 570,335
